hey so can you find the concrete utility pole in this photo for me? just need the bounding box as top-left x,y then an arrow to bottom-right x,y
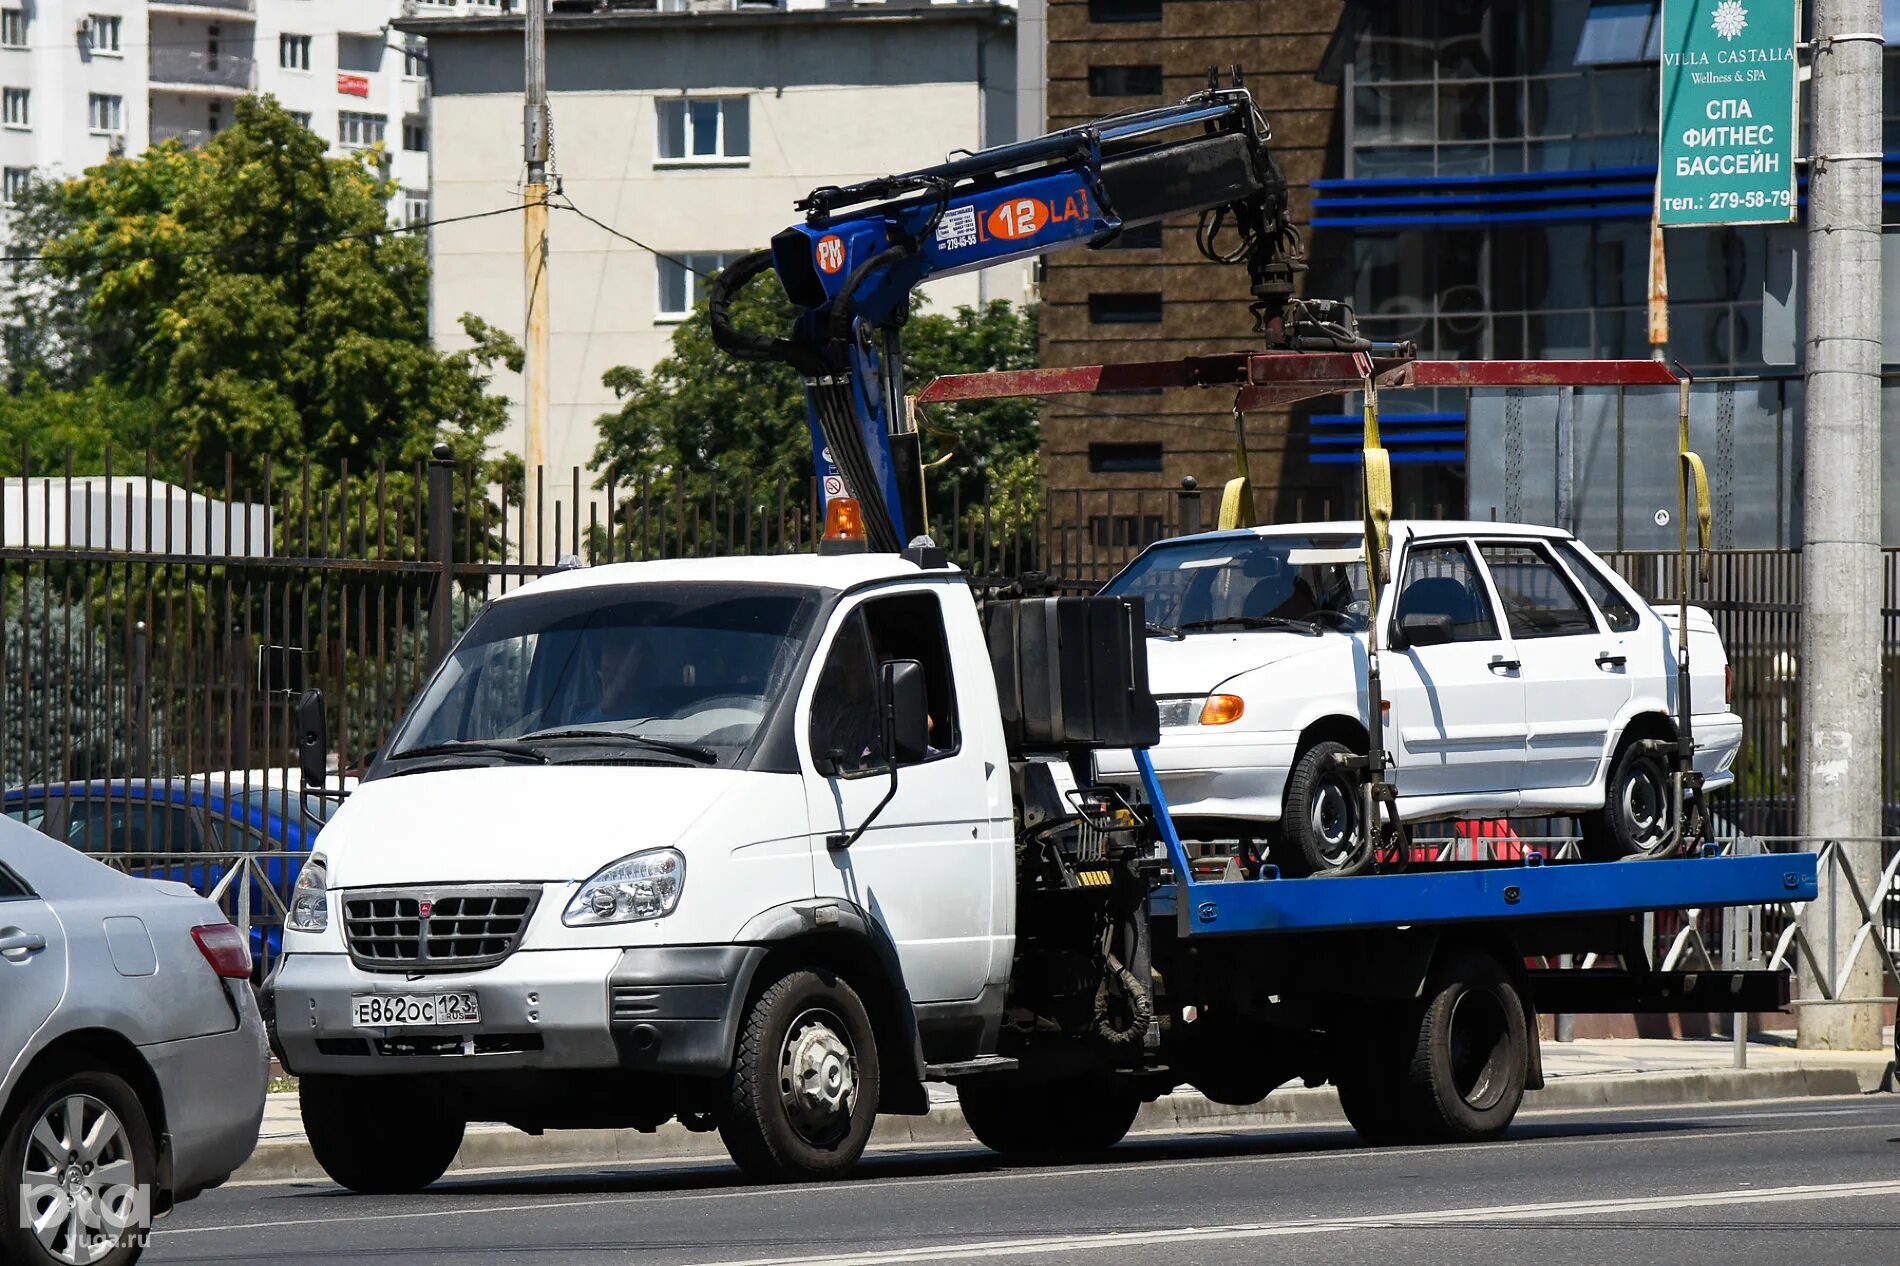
1797,0 -> 1886,1050
522,0 -> 551,561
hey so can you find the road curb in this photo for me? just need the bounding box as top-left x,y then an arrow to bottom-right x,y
231,1060 -> 1892,1184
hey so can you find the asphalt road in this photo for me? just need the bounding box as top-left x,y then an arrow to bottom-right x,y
145,1094 -> 1900,1266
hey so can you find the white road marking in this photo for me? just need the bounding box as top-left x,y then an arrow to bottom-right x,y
169,1116 -> 1900,1238
675,1180 -> 1900,1266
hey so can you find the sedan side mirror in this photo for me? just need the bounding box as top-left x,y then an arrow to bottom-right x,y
1395,611 -> 1456,649
882,659 -> 929,765
296,689 -> 329,791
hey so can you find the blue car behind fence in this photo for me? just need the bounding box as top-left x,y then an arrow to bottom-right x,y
1,778 -> 331,971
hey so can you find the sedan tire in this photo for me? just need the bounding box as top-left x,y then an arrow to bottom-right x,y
0,1070 -> 156,1266
1581,736 -> 1676,860
1278,740 -> 1374,876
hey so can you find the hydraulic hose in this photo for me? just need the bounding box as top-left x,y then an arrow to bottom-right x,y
707,248 -> 828,376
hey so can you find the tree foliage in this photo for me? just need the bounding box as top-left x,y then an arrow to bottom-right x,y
1,97 -> 517,506
591,275 -> 1039,548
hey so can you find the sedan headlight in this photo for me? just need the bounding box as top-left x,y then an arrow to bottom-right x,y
1156,697 -> 1200,728
287,856 -> 328,933
1156,695 -> 1246,727
564,848 -> 686,926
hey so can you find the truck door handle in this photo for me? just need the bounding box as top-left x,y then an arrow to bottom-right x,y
0,929 -> 47,958
1595,653 -> 1627,669
1488,659 -> 1521,674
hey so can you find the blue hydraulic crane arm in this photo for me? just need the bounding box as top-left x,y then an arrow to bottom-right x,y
709,84 -> 1367,553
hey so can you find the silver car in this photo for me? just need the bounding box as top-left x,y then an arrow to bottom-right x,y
0,817 -> 268,1265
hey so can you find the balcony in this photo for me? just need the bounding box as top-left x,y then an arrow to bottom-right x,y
148,0 -> 255,17
151,123 -> 211,148
149,48 -> 255,95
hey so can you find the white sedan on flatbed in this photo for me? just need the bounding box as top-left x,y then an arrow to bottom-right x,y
1096,521 -> 1742,874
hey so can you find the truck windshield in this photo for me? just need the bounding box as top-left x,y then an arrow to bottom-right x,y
1102,535 -> 1371,633
387,583 -> 819,767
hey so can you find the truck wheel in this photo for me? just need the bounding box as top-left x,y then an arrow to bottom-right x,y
959,1079 -> 1142,1155
1580,736 -> 1673,859
1,1069 -> 156,1266
299,1076 -> 464,1194
719,968 -> 880,1182
1279,740 -> 1371,877
1400,951 -> 1529,1143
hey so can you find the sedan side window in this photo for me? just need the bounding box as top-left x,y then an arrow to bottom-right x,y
65,802 -> 207,857
1478,543 -> 1599,639
0,863 -> 32,900
1394,543 -> 1501,643
1553,541 -> 1641,633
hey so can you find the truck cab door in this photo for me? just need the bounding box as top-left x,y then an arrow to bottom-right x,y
800,587 -> 1000,1006
1380,539 -> 1527,803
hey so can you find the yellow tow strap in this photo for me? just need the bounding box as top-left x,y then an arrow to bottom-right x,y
1358,354 -> 1393,602
1677,378 -> 1712,582
1217,403 -> 1255,530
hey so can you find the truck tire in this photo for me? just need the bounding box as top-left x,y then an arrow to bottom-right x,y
718,968 -> 880,1182
1400,951 -> 1529,1143
958,1078 -> 1142,1156
1279,740 -> 1372,877
300,1075 -> 465,1194
1580,735 -> 1673,860
1,1069 -> 156,1266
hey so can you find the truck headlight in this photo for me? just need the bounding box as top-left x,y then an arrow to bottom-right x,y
564,848 -> 686,926
287,856 -> 328,933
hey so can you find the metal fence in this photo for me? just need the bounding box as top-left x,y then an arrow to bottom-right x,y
3,450 -> 1896,996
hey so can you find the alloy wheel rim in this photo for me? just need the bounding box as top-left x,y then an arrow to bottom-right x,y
778,1008 -> 858,1147
20,1093 -> 139,1265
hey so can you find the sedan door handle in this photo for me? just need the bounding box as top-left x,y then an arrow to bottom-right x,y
1595,652 -> 1628,669
1488,659 -> 1521,673
0,929 -> 47,957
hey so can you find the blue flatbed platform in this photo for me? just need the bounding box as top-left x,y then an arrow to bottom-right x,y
1134,753 -> 1819,939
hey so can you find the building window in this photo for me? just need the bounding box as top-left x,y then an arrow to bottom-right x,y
1088,65 -> 1163,97
403,46 -> 427,79
1103,222 -> 1162,250
2,87 -> 27,128
289,110 -> 313,131
1088,0 -> 1162,21
87,93 -> 122,134
1088,442 -> 1164,474
0,9 -> 23,48
337,34 -> 383,75
402,116 -> 426,151
403,190 -> 428,226
656,97 -> 749,163
1089,292 -> 1164,324
279,34 -> 312,71
1574,0 -> 1661,65
88,14 -> 120,53
1,166 -> 28,207
1089,515 -> 1166,549
656,251 -> 743,319
338,111 -> 387,148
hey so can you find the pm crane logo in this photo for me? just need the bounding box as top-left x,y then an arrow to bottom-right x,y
1711,1 -> 1747,40
815,235 -> 846,275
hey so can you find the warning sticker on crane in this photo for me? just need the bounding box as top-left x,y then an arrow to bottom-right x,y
823,475 -> 845,500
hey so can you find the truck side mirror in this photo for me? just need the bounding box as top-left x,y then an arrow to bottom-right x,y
296,689 -> 329,791
1395,611 -> 1455,649
882,659 -> 929,765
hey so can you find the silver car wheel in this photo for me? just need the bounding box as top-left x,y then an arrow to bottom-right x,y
20,1093 -> 138,1266
1310,773 -> 1360,866
778,1007 -> 859,1147
1618,759 -> 1668,845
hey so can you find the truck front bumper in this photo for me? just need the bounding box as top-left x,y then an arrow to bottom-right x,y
269,944 -> 764,1078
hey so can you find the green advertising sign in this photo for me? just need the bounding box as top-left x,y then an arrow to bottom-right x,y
1658,0 -> 1798,226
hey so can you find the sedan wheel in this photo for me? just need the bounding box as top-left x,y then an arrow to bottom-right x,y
1280,740 -> 1374,876
1,1072 -> 155,1266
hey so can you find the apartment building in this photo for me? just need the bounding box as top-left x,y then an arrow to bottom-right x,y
403,1 -> 1027,491
0,0 -> 504,227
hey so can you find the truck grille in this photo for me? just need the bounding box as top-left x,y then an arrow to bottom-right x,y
341,886 -> 541,973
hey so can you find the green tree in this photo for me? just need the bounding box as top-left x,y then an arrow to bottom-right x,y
1,97 -> 517,515
591,275 -> 1038,554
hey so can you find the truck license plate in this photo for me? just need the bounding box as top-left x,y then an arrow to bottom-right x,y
350,992 -> 480,1027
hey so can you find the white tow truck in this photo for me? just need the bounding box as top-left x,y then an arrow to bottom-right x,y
268,536 -> 1815,1188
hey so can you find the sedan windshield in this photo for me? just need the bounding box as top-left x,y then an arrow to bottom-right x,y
387,583 -> 818,767
1103,535 -> 1371,633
